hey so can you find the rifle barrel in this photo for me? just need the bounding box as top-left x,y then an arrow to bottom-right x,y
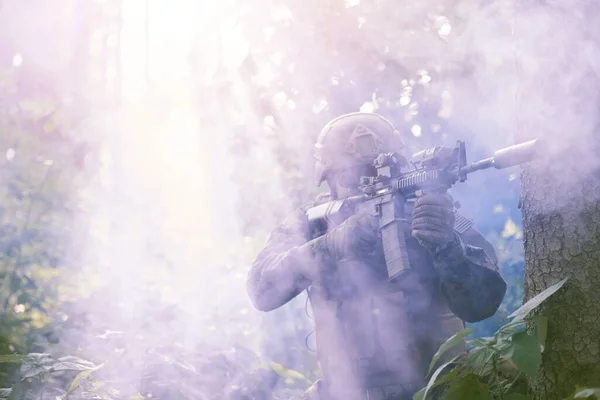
459,139 -> 540,175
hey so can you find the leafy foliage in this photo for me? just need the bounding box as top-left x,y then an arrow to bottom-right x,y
0,70 -> 93,390
0,1 -> 99,392
508,278 -> 569,322
0,341 -> 306,400
0,262 -> 556,400
412,278 -> 573,400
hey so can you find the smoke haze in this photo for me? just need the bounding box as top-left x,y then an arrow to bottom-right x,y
1,0 -> 598,397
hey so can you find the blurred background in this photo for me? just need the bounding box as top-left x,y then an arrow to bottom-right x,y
0,0 -> 527,398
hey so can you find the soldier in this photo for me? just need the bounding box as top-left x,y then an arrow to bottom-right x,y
246,112 -> 507,400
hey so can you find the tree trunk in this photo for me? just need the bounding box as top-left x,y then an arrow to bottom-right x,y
515,2 -> 600,399
519,144 -> 600,399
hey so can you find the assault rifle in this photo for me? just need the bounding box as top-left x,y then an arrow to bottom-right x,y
306,139 -> 540,282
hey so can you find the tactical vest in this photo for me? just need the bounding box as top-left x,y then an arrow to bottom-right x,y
305,199 -> 470,400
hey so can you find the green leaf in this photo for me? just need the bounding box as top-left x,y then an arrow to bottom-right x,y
422,355 -> 460,400
445,374 -> 492,400
65,363 -> 104,397
269,362 -> 311,384
20,353 -> 55,380
493,339 -> 514,354
428,328 -> 472,375
466,337 -> 489,348
505,332 -> 542,378
20,365 -> 48,380
0,354 -> 25,363
52,356 -> 96,371
0,389 -> 11,398
467,346 -> 495,370
574,388 -> 600,399
509,277 -> 569,322
23,353 -> 52,363
496,320 -> 526,340
412,388 -> 425,400
531,315 -> 548,352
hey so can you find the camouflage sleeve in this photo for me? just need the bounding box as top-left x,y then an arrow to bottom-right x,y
432,228 -> 507,323
247,209 -> 328,312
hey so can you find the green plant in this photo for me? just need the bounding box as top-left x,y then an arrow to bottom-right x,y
411,277 -> 600,400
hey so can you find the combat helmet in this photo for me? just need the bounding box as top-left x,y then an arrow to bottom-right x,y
314,112 -> 404,186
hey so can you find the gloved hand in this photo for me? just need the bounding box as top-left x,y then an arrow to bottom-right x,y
323,213 -> 380,262
411,193 -> 456,252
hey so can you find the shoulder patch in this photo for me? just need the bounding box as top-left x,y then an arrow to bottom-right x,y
454,212 -> 474,234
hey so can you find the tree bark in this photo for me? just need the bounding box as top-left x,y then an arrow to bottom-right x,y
520,146 -> 600,399
515,2 -> 600,399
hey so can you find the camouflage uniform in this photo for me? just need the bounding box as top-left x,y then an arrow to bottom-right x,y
246,113 -> 507,400
247,199 -> 506,400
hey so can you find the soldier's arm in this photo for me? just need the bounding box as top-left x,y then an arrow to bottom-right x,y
432,228 -> 507,323
247,209 -> 328,312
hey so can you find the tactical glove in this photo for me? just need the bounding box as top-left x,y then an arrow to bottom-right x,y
411,193 -> 456,252
322,213 -> 380,262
